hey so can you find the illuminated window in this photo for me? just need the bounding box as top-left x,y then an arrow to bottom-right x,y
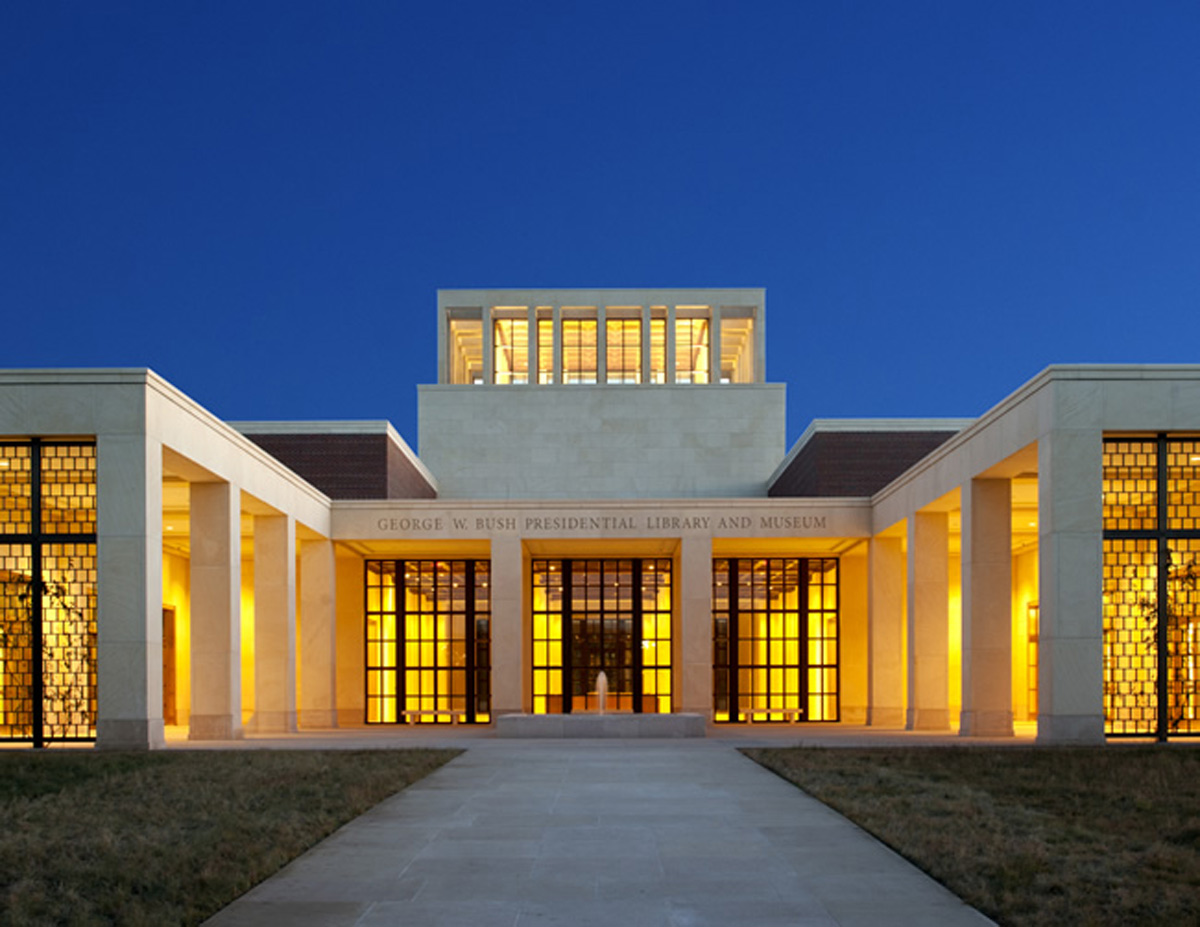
447,312 -> 484,384
719,313 -> 755,383
606,318 -> 641,384
492,316 -> 529,385
561,317 -> 598,384
365,559 -> 490,724
531,559 -> 671,714
1103,436 -> 1200,738
0,440 -> 97,747
675,317 -> 710,384
712,557 -> 839,722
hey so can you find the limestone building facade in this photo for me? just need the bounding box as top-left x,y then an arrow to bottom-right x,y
1,288 -> 1197,747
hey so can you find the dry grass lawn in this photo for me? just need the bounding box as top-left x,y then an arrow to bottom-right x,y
745,745 -> 1200,927
0,748 -> 458,926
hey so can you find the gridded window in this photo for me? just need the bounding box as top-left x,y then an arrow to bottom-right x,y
562,318 -> 598,384
1103,539 -> 1157,735
1103,440 -> 1158,531
640,560 -> 672,715
0,544 -> 34,738
1165,539 -> 1200,734
606,318 -> 641,384
1167,441 -> 1200,531
1103,434 -> 1200,738
365,560 -> 490,724
532,558 -> 672,714
493,316 -> 529,385
40,444 -> 96,535
674,318 -> 710,384
0,445 -> 32,535
713,557 -> 839,722
0,440 -> 97,746
39,545 -> 97,740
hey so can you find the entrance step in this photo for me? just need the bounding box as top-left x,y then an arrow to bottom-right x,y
495,712 -> 706,738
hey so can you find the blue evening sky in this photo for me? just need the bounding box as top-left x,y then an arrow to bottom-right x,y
2,2 -> 1198,450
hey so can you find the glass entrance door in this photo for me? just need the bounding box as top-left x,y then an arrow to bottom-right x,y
532,559 -> 672,714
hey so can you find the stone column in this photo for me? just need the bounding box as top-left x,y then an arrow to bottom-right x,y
551,305 -> 562,385
189,481 -> 242,740
666,305 -> 677,383
527,306 -> 539,384
596,305 -> 607,383
678,534 -> 713,717
960,478 -> 1014,736
299,539 -> 337,728
867,535 -> 905,726
641,306 -> 652,384
252,513 -> 295,733
96,433 -> 165,749
1037,429 -> 1105,743
482,305 -> 494,385
490,535 -> 524,716
907,511 -> 950,730
710,304 -> 722,383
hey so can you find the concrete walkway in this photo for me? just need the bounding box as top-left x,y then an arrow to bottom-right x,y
205,739 -> 993,927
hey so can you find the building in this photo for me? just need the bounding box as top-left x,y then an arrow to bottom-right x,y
1,288 -> 1198,748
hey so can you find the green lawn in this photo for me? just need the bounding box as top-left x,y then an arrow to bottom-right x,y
0,749 -> 458,927
745,745 -> 1200,927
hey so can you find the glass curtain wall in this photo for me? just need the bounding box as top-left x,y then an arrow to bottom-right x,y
365,559 -> 491,724
0,440 -> 98,747
532,558 -> 672,714
1103,436 -> 1200,737
712,558 -> 839,722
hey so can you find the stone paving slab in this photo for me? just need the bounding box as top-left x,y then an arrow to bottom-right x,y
204,739 -> 994,927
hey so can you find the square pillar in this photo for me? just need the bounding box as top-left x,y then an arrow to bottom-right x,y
907,511 -> 950,730
96,434 -> 165,750
335,548 -> 366,726
189,481 -> 242,740
299,539 -> 337,728
867,535 -> 905,726
679,535 -> 713,717
252,513 -> 296,733
960,478 -> 1014,736
1037,429 -> 1105,743
490,536 -> 523,716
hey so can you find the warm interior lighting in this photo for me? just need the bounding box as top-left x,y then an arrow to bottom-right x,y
447,314 -> 484,385
492,315 -> 530,385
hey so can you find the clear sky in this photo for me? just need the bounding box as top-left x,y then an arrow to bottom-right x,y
3,2 -> 1198,449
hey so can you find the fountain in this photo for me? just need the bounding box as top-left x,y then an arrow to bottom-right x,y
595,670 -> 608,715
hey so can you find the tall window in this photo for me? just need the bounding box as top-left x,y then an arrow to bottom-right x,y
492,316 -> 529,385
719,313 -> 755,383
712,558 -> 838,722
532,559 -> 672,714
606,318 -> 641,384
0,440 -> 97,747
1103,436 -> 1200,738
365,559 -> 491,724
447,313 -> 483,384
675,318 -> 710,384
561,318 -> 598,384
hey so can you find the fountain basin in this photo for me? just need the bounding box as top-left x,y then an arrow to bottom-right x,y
495,712 -> 706,738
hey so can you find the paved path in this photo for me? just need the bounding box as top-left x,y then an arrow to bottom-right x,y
206,739 -> 993,927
